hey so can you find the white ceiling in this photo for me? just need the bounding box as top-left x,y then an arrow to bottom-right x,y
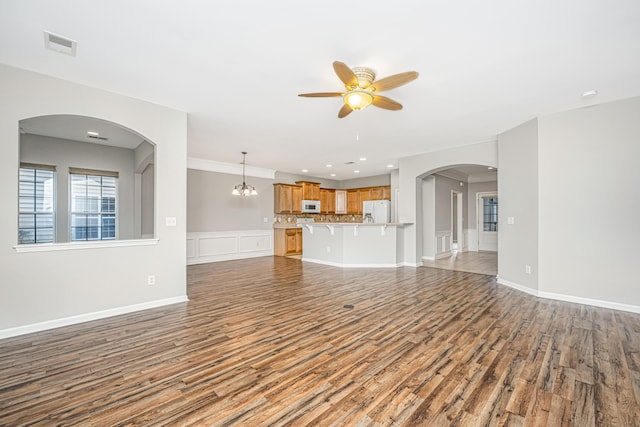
2,0 -> 639,180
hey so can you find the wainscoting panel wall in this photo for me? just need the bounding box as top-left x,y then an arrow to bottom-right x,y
187,230 -> 273,264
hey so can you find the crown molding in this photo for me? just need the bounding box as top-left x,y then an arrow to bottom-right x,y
187,157 -> 276,179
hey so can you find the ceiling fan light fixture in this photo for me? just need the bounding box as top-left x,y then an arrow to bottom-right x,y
344,90 -> 374,110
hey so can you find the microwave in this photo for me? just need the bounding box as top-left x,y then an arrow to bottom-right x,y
301,200 -> 321,213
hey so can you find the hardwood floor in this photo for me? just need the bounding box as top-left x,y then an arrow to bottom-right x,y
421,251 -> 497,276
1,256 -> 639,426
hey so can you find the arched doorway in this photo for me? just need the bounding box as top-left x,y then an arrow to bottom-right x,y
417,164 -> 497,275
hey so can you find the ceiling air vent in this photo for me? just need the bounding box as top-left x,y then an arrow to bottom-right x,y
44,31 -> 77,56
87,134 -> 108,141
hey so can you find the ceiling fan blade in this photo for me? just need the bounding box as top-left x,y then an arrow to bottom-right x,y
372,95 -> 403,111
298,92 -> 343,97
333,61 -> 358,88
338,104 -> 353,118
370,71 -> 419,93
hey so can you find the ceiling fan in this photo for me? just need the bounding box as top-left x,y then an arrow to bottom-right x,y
299,61 -> 419,118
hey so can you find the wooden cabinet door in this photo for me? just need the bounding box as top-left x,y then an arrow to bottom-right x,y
274,184 -> 293,214
347,190 -> 360,214
326,189 -> 335,213
358,188 -> 372,205
295,229 -> 302,253
335,190 -> 347,214
291,186 -> 302,213
371,187 -> 383,200
382,185 -> 391,200
296,181 -> 320,200
320,189 -> 336,213
285,229 -> 298,254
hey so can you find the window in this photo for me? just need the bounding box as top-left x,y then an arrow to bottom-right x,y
483,196 -> 498,232
70,169 -> 118,241
18,164 -> 56,244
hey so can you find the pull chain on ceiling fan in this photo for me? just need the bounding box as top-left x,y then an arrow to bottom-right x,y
298,61 -> 419,118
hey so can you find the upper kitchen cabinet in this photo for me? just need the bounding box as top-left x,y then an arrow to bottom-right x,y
320,188 -> 336,213
274,183 -> 302,214
358,188 -> 372,204
347,190 -> 360,214
296,181 -> 320,201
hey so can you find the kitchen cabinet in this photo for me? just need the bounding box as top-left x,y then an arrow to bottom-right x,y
320,188 -> 336,213
346,190 -> 360,214
358,188 -> 372,204
273,184 -> 302,214
381,185 -> 391,200
370,186 -> 383,200
274,227 -> 302,256
296,181 -> 320,201
335,190 -> 347,214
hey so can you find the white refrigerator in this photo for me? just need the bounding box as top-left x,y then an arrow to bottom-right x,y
362,200 -> 391,223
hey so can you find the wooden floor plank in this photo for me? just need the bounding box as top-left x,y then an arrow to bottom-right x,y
1,256 -> 639,425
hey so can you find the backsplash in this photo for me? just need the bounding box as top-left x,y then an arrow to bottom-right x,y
274,214 -> 363,224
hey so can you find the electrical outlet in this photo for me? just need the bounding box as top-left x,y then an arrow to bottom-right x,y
165,217 -> 177,226
508,216 -> 515,225
148,275 -> 156,285
525,265 -> 531,274
326,246 -> 331,253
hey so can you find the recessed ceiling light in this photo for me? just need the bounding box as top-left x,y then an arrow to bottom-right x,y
386,164 -> 394,168
330,173 -> 336,177
359,157 -> 367,161
87,131 -> 99,137
581,90 -> 598,98
487,166 -> 494,170
302,169 -> 308,173
354,170 -> 360,174
326,164 -> 332,168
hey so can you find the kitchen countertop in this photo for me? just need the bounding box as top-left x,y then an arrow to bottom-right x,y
274,222 -> 412,229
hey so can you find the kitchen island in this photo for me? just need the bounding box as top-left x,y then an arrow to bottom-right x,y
301,222 -> 410,268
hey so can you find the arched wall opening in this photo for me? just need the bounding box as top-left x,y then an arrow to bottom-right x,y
396,140 -> 498,267
416,164 -> 498,267
18,114 -> 156,244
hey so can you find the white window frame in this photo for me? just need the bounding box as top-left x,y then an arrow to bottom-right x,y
18,164 -> 56,244
69,168 -> 119,242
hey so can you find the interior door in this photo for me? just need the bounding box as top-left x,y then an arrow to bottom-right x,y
478,193 -> 498,252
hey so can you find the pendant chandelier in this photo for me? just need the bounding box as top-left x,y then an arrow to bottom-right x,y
232,151 -> 257,196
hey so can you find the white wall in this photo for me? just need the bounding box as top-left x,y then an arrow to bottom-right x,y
0,64 -> 187,336
421,176 -> 436,259
538,97 -> 640,309
497,119 -> 539,293
398,141 -> 498,265
187,169 -> 275,232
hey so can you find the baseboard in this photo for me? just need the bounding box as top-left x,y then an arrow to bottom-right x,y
496,276 -> 640,314
538,290 -> 640,314
302,257 -> 403,268
0,295 -> 189,340
496,276 -> 539,297
435,251 -> 452,260
403,261 -> 422,267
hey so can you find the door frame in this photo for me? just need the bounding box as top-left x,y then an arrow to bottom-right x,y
476,191 -> 498,252
451,189 -> 463,252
